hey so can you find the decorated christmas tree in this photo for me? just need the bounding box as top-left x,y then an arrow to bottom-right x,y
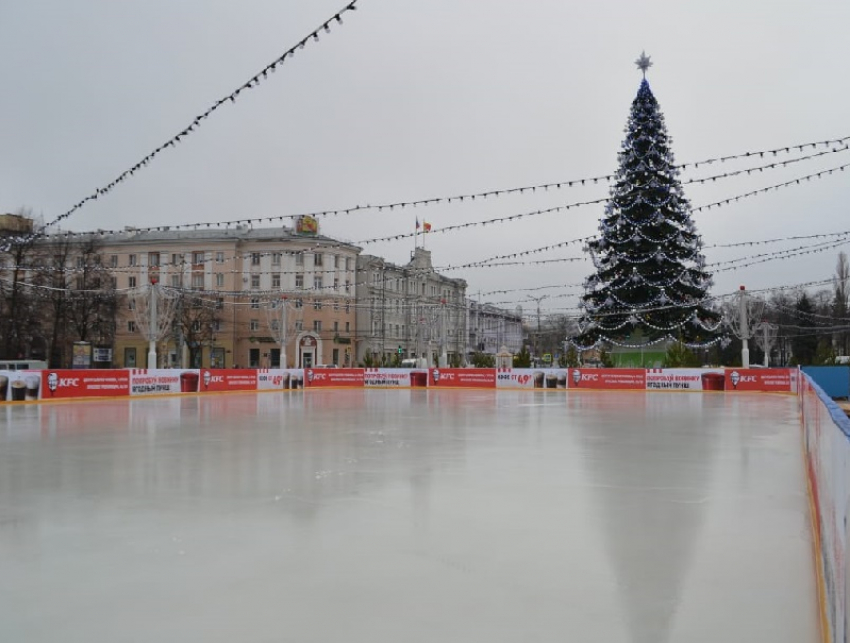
572,53 -> 722,352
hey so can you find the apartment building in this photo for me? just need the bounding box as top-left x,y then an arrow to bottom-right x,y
355,248 -> 467,366
95,223 -> 360,369
467,300 -> 524,356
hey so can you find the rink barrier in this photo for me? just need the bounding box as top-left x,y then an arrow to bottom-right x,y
800,372 -> 850,643
0,367 -> 799,401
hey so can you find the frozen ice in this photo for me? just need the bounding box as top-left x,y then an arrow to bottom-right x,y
0,390 -> 817,642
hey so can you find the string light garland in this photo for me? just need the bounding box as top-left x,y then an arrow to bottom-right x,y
136,134 -> 849,230
6,145 -> 846,259
2,0 -> 360,251
8,133 -> 841,250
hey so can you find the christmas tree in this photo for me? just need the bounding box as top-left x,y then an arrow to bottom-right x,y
572,53 -> 722,351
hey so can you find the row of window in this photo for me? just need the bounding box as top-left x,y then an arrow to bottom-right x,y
125,319 -> 350,334
370,271 -> 461,301
114,251 -> 354,270
124,273 -> 352,292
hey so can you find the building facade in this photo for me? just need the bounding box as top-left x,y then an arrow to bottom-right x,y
466,300 -> 524,356
94,224 -> 360,369
355,248 -> 467,366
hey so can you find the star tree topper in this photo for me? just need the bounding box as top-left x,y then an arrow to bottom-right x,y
635,51 -> 653,78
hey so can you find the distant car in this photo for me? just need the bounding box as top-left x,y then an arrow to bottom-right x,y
314,364 -> 339,368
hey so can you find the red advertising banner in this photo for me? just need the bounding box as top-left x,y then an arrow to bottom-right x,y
724,368 -> 794,393
197,369 -> 258,393
428,368 -> 497,389
41,369 -> 130,399
304,368 -> 365,388
567,368 -> 646,390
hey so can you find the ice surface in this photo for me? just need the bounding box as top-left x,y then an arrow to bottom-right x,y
0,391 -> 818,642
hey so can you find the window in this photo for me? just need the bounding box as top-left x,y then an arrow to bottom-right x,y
333,278 -> 339,290
128,321 -> 136,332
149,252 -> 160,267
171,275 -> 181,287
345,280 -> 350,293
333,300 -> 339,311
346,257 -> 352,271
216,251 -> 225,263
128,276 -> 137,288
128,299 -> 135,310
192,273 -> 204,289
313,320 -> 322,332
172,253 -> 182,266
345,303 -> 350,313
345,322 -> 350,332
192,320 -> 201,332
332,348 -> 339,365
295,320 -> 303,331
251,274 -> 260,289
295,299 -> 303,309
272,274 -> 280,288
251,297 -> 259,309
271,320 -> 280,331
333,321 -> 339,332
295,253 -> 304,266
334,255 -> 341,269
128,254 -> 137,267
251,252 -> 261,266
313,299 -> 322,311
124,347 -> 136,368
250,319 -> 260,331
295,274 -> 304,289
216,273 -> 224,287
76,256 -> 85,269
110,255 -> 118,268
313,253 -> 323,267
314,276 -> 323,290
272,252 -> 281,266
216,297 -> 224,309
192,251 -> 205,265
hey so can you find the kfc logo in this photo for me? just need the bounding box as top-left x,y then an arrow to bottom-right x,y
53,376 -> 80,388
581,373 -> 599,382
203,370 -> 211,388
432,369 -> 440,384
572,369 -> 581,386
47,372 -> 59,395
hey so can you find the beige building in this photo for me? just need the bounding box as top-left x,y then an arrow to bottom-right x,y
355,248 -> 467,366
95,223 -> 360,369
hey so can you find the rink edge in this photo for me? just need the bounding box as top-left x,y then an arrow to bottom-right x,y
802,420 -> 832,643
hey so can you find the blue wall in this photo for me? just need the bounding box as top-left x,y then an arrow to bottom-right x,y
802,366 -> 850,399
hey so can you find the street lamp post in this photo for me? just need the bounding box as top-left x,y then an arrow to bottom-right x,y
527,295 -> 549,364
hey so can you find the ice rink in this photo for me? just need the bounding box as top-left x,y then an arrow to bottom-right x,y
0,390 -> 818,642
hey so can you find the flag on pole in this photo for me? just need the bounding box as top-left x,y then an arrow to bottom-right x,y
415,217 -> 421,230
423,222 -> 432,232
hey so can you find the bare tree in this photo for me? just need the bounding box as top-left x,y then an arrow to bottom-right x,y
173,291 -> 220,368
0,208 -> 47,360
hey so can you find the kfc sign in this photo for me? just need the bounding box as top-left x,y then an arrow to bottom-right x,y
304,368 -> 365,388
725,369 -> 794,393
567,368 -> 646,390
428,368 -> 496,388
42,369 -> 130,399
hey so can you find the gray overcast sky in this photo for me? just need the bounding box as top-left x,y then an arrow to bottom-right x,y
2,0 -> 849,316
